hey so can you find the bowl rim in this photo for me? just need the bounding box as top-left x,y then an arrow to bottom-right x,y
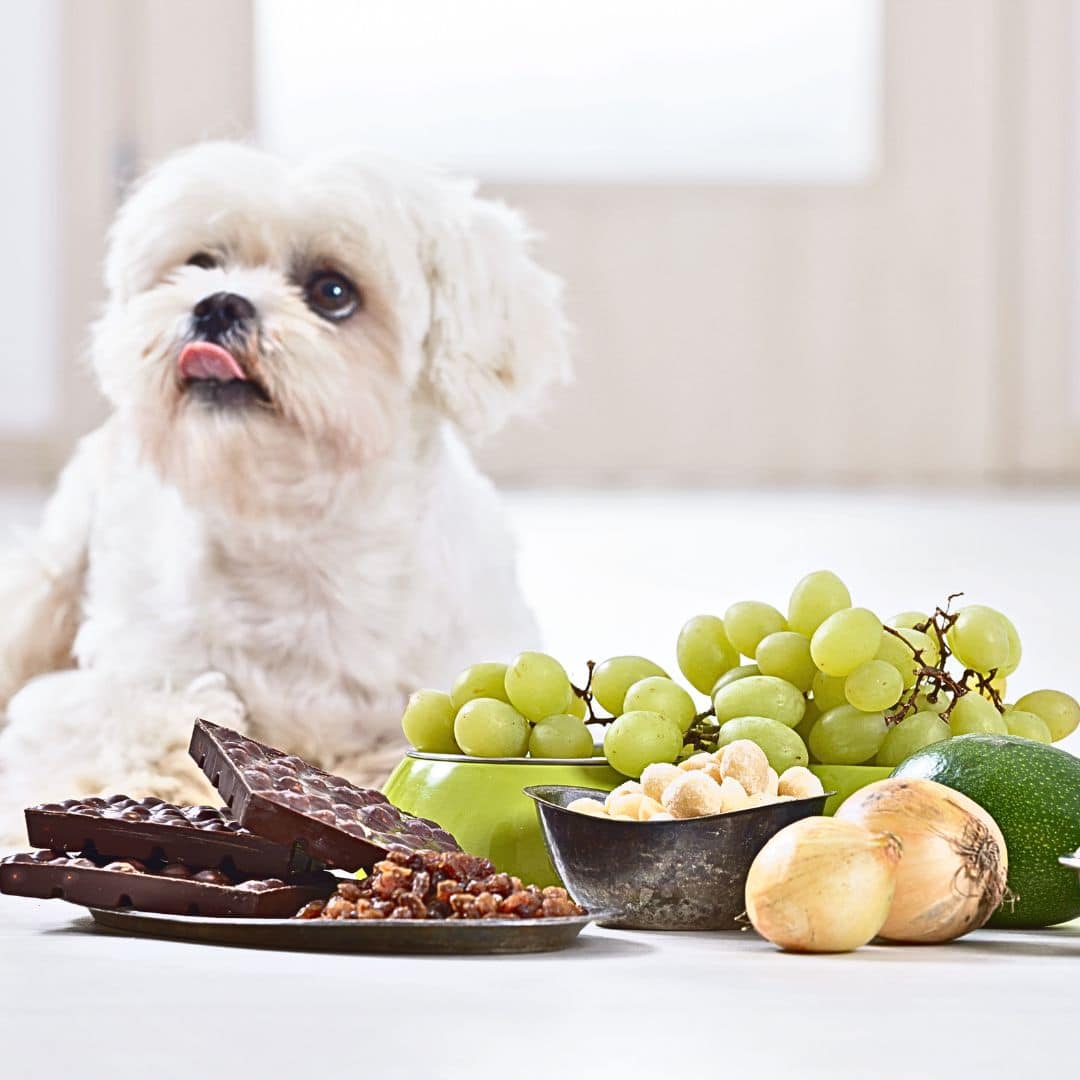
523,783 -> 834,824
404,750 -> 614,767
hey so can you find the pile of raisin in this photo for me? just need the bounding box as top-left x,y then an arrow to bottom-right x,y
294,848 -> 585,921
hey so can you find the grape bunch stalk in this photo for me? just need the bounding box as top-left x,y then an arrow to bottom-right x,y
400,571 -> 1080,779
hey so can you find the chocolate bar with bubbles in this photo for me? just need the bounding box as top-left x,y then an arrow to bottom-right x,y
24,795 -> 319,879
189,719 -> 459,871
0,849 -> 333,918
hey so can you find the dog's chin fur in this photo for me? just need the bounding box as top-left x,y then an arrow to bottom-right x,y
0,142 -> 570,844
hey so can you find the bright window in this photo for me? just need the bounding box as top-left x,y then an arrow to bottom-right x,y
255,0 -> 882,183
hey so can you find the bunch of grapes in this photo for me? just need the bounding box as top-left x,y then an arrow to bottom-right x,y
400,570 -> 1080,778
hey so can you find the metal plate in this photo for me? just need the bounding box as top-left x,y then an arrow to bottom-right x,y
86,907 -> 610,955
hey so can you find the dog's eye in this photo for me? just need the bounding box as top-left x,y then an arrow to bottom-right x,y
305,271 -> 359,321
186,252 -> 218,270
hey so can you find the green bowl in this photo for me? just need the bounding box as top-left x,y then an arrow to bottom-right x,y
809,764 -> 893,814
383,752 -> 624,886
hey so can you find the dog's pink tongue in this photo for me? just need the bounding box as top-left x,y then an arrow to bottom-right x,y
178,342 -> 248,382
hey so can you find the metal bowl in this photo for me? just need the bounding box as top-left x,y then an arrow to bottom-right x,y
1059,853 -> 1080,882
526,783 -> 831,930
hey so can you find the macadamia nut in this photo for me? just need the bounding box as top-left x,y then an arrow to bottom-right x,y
640,762 -> 682,802
607,793 -> 651,819
763,768 -> 779,798
661,771 -> 725,819
682,752 -> 724,783
637,796 -> 668,820
605,781 -> 643,809
717,775 -> 750,811
777,766 -> 825,799
717,740 -> 770,795
679,753 -> 715,772
567,798 -> 608,817
745,792 -> 780,808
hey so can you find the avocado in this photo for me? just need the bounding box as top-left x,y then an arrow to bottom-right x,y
891,734 -> 1080,928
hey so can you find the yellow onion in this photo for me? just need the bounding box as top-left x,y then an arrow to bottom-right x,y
745,816 -> 902,953
835,778 -> 1007,943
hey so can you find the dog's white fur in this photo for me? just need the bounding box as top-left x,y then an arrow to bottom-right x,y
0,142 -> 568,844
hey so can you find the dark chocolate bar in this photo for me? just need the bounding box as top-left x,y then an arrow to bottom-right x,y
25,795 -> 318,879
189,720 -> 459,871
0,850 -> 333,918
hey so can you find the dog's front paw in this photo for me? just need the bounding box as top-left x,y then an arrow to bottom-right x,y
183,671 -> 246,730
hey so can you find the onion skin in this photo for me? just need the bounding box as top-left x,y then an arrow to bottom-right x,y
745,816 -> 902,953
836,778 -> 1008,943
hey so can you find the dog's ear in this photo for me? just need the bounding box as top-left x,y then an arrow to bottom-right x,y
416,183 -> 570,438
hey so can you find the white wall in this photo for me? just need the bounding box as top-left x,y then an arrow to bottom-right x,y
255,0 -> 881,184
0,2 -> 60,436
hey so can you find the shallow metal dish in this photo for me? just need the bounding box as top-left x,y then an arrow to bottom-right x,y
527,783 -> 831,931
85,906 -> 609,955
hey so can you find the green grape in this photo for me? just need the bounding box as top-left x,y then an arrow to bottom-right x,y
449,662 -> 510,712
811,608 -> 883,677
723,601 -> 787,659
400,690 -> 460,753
910,628 -> 941,667
795,697 -> 821,750
716,716 -> 809,774
949,692 -> 1007,736
565,692 -> 588,720
890,611 -> 929,630
810,608 -> 882,677
809,705 -> 888,765
504,651 -> 571,721
872,626 -> 933,682
676,615 -> 739,694
713,675 -> 806,729
844,660 -> 903,712
623,676 -> 697,734
712,664 -> 760,694
1000,614 -> 1023,676
946,605 -> 1011,673
811,670 -> 848,713
1012,689 -> 1080,742
787,570 -> 852,636
876,628 -> 935,688
603,710 -> 682,777
591,656 -> 668,715
875,711 -> 949,767
453,698 -> 530,757
756,631 -> 816,692
912,689 -> 951,715
1004,708 -> 1053,744
875,632 -> 917,689
529,714 -> 595,758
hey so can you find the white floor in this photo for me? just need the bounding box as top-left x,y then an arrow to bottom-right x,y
1,486 -> 1078,1079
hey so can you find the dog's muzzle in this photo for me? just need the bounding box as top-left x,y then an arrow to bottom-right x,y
179,292 -> 270,409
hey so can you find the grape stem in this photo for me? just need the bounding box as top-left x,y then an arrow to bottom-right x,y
881,596 -> 1005,725
571,661 -> 609,726
571,661 -> 720,744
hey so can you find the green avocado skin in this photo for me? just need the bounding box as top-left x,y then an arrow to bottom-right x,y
891,734 -> 1080,928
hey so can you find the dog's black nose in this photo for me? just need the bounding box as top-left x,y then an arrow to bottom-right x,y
192,292 -> 255,339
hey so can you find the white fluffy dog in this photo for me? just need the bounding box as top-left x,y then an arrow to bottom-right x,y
0,142 -> 568,844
